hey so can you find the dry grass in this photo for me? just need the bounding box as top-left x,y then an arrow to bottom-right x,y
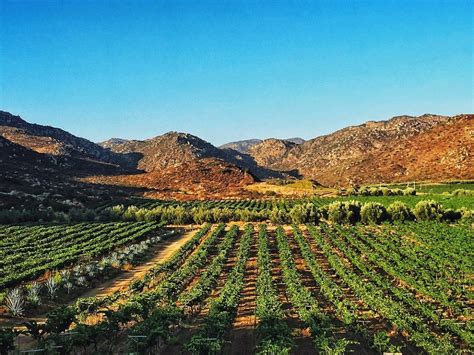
245,179 -> 337,197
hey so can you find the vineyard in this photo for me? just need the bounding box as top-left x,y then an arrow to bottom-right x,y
0,220 -> 471,354
0,222 -> 167,289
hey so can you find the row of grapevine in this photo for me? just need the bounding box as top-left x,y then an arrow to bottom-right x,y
255,224 -> 293,353
307,225 -> 459,353
0,221 -> 165,288
186,224 -> 253,353
2,222 -> 471,354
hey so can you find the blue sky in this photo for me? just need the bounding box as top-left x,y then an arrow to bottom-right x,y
0,0 -> 472,145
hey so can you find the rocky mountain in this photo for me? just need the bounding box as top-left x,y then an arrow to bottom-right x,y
219,139 -> 262,154
0,111 -> 129,173
1,110 -> 471,205
219,137 -> 305,154
247,114 -> 473,185
100,132 -> 283,179
0,112 -> 261,203
88,158 -> 256,200
0,135 -> 143,209
101,132 -> 228,171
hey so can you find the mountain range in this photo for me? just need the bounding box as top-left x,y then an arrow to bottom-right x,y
0,110 -> 472,207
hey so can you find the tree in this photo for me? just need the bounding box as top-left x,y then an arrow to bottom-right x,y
387,201 -> 413,222
361,202 -> 388,224
413,200 -> 444,221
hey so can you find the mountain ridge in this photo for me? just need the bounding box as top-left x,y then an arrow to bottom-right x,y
1,110 -> 472,204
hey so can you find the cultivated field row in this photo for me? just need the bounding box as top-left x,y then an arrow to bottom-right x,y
4,222 -> 471,354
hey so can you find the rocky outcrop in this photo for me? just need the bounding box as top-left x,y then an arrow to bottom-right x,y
246,114 -> 473,185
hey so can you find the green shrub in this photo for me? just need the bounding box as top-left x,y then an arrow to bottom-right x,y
369,187 -> 382,196
403,188 -> 416,196
269,208 -> 288,224
391,188 -> 404,196
451,189 -> 474,196
327,201 -> 361,224
288,203 -> 319,224
361,202 -> 388,224
413,200 -> 444,221
442,209 -> 462,222
318,205 -> 329,220
387,201 -> 413,222
457,207 -> 474,223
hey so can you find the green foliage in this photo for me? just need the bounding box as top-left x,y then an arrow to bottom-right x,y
442,209 -> 461,222
269,208 -> 288,224
457,207 -> 474,223
255,225 -> 293,353
451,188 -> 474,196
413,200 -> 444,221
44,306 -> 76,334
360,202 -> 388,224
128,305 -> 183,352
349,187 -> 416,197
327,201 -> 361,224
0,328 -> 16,355
387,201 -> 413,223
289,203 -> 319,224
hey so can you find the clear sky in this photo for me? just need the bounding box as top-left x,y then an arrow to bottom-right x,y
0,0 -> 472,145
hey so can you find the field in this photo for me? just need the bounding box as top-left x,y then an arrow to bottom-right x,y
0,221 -> 165,289
0,217 -> 472,354
98,191 -> 474,212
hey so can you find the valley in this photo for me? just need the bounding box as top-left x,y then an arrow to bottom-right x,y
0,111 -> 472,354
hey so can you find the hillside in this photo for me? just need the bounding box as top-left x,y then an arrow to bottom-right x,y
0,111 -> 130,174
247,114 -> 473,185
220,137 -> 305,154
86,158 -> 256,200
0,112 -> 260,202
100,132 -> 282,179
1,110 -> 472,203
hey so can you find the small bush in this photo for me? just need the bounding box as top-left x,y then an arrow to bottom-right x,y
328,201 -> 361,224
288,203 -> 319,224
442,209 -> 461,222
403,188 -> 416,196
451,189 -> 474,196
387,201 -> 413,223
457,207 -> 474,223
369,187 -> 382,196
269,208 -> 288,224
391,188 -> 404,196
361,203 -> 388,224
413,200 -> 444,221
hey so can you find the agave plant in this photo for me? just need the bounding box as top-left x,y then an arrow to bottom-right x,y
5,288 -> 25,317
73,264 -> 85,277
85,263 -> 98,278
45,276 -> 59,299
76,276 -> 88,287
98,257 -> 111,272
64,281 -> 74,294
60,269 -> 72,283
26,282 -> 42,306
110,253 -> 121,268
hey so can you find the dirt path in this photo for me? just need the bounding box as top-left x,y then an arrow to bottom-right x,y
2,228 -> 199,329
80,228 -> 197,299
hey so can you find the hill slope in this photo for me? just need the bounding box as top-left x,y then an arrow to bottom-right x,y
100,132 -> 282,179
1,110 -> 471,202
0,111 -> 130,173
220,137 -> 305,154
247,114 -> 473,185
